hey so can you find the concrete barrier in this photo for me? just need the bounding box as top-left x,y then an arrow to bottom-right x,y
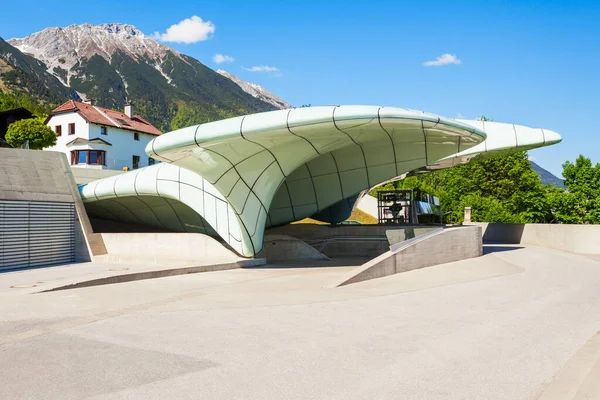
385,226 -> 440,246
268,223 -> 395,240
99,232 -> 246,265
309,236 -> 389,258
333,226 -> 482,286
268,224 -> 441,258
470,222 -> 600,255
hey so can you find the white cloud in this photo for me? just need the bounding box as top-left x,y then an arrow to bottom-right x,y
152,16 -> 215,44
242,65 -> 280,72
213,54 -> 234,64
456,113 -> 464,119
423,53 -> 462,67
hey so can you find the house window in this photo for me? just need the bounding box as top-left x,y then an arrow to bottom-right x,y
148,157 -> 155,166
89,151 -> 99,164
55,125 -> 62,136
70,150 -> 106,166
132,155 -> 140,169
68,123 -> 75,135
94,151 -> 105,165
100,126 -> 107,135
134,132 -> 140,141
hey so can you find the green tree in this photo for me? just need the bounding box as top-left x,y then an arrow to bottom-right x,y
0,91 -> 53,118
441,151 -> 550,223
5,118 -> 57,149
546,187 -> 586,224
370,114 -> 554,224
371,152 -> 551,224
548,155 -> 600,224
457,194 -> 519,223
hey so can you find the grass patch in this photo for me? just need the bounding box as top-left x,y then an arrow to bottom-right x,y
292,208 -> 378,225
349,208 -> 378,224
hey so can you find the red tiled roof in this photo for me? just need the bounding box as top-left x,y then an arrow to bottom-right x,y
51,100 -> 162,136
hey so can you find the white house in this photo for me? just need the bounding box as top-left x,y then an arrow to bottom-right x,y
45,100 -> 162,170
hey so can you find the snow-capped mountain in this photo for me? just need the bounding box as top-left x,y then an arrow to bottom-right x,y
7,24 -> 290,111
0,37 -> 78,103
8,24 -> 173,87
4,23 -> 278,130
216,69 -> 291,110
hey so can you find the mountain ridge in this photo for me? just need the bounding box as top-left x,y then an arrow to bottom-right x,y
216,69 -> 291,110
8,24 -> 176,88
0,36 -> 79,104
530,161 -> 564,188
3,23 -> 281,131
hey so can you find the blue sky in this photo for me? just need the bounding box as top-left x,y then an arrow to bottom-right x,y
2,0 -> 599,176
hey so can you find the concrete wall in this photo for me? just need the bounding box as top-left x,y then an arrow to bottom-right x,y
0,148 -> 75,203
257,234 -> 329,262
268,224 -> 440,259
471,222 -> 600,255
267,224 -> 392,259
334,226 -> 482,286
99,232 -> 244,265
0,148 -> 102,263
386,226 -> 441,245
314,237 -> 389,259
268,224 -> 438,241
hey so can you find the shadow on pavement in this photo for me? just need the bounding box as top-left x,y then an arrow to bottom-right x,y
247,257 -> 370,269
483,245 -> 524,255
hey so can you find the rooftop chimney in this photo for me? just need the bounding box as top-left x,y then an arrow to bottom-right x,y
124,104 -> 134,119
84,99 -> 96,106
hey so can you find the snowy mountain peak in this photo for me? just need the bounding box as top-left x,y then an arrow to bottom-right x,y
216,69 -> 291,110
3,23 -> 289,119
8,23 -> 176,86
75,23 -> 144,36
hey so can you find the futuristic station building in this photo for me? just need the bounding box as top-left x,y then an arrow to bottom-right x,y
79,106 -> 562,257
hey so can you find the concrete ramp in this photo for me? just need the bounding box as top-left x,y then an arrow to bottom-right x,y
333,226 -> 482,286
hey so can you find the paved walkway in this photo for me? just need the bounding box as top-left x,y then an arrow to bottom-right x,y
1,245 -> 599,399
0,257 -> 263,294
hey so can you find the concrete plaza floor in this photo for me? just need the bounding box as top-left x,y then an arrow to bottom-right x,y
1,245 -> 599,399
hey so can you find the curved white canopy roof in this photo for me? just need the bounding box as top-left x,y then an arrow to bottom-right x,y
79,106 -> 561,257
